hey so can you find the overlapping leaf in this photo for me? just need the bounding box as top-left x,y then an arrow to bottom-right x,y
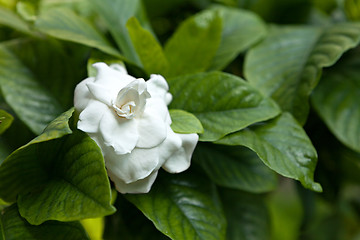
0,6 -> 33,35
0,110 -> 115,224
311,56 -> 360,153
168,72 -> 281,141
208,5 -> 267,70
169,109 -> 203,134
245,23 -> 360,124
0,45 -> 62,135
126,172 -> 226,240
164,10 -> 222,77
0,204 -> 90,240
35,8 -> 122,58
217,113 -> 322,192
0,109 -> 13,135
194,144 -> 277,193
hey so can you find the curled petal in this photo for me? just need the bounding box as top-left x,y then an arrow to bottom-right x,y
74,77 -> 95,112
162,133 -> 199,173
86,82 -> 114,106
99,110 -> 139,154
78,100 -> 108,133
108,168 -> 158,194
105,147 -> 159,184
136,111 -> 167,149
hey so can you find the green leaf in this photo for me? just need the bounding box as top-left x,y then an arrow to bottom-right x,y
0,204 -> 90,240
126,17 -> 169,75
208,5 -> 267,70
35,8 -> 122,58
0,110 -> 13,135
169,109 -> 203,134
245,23 -> 360,124
0,6 -> 33,35
89,0 -> 152,66
126,172 -> 226,240
217,113 -> 322,192
194,144 -> 277,193
311,58 -> 360,153
0,111 -> 115,224
164,10 -> 222,77
221,189 -> 271,240
168,72 -> 281,141
0,44 -> 63,135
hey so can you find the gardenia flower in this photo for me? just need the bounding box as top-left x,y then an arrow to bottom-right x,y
74,62 -> 198,193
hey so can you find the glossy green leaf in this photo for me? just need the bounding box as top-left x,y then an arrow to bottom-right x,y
0,111 -> 115,224
126,17 -> 168,75
126,172 -> 226,240
245,23 -> 360,124
0,204 -> 90,240
217,113 -> 322,192
311,59 -> 360,153
35,8 -> 122,58
89,0 -> 152,66
194,144 -> 277,193
0,110 -> 13,135
164,10 -> 222,77
0,45 -> 63,135
208,5 -> 267,70
169,109 -> 203,134
168,72 -> 281,141
221,189 -> 271,240
0,6 -> 33,35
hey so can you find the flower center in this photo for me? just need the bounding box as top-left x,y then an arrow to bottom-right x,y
112,101 -> 137,119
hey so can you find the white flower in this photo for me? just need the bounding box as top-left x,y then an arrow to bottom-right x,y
74,62 -> 198,194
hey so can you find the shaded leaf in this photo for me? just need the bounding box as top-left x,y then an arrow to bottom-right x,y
221,189 -> 271,240
194,143 -> 277,193
168,72 -> 281,141
0,204 -> 90,240
311,57 -> 360,153
0,6 -> 33,35
164,10 -> 222,77
217,113 -> 322,192
0,44 -> 62,135
126,172 -> 226,240
208,5 -> 267,70
169,109 -> 203,134
126,17 -> 168,75
35,8 -> 122,58
245,23 -> 360,124
0,109 -> 13,135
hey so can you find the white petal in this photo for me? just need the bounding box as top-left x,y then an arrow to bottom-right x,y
99,110 -> 139,154
86,82 -> 114,106
108,169 -> 158,194
146,74 -> 169,101
136,111 -> 167,148
105,147 -> 159,183
74,77 -> 95,112
109,63 -> 127,74
77,100 -> 108,133
145,98 -> 169,121
158,126 -> 182,165
162,133 -> 198,173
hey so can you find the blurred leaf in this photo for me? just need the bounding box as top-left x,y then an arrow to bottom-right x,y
168,72 -> 281,141
245,23 -> 360,124
311,58 -> 360,153
0,110 -> 115,224
0,109 -> 13,135
344,0 -> 360,20
221,189 -> 271,240
208,5 -> 267,70
217,113 -> 322,192
164,9 -> 222,77
0,204 -> 90,240
0,44 -> 63,134
194,143 -> 277,193
81,217 -> 104,240
169,109 -> 203,134
87,52 -> 126,77
126,172 -> 226,240
35,8 -> 122,58
126,17 -> 168,75
89,0 -> 152,66
0,6 -> 33,35
16,1 -> 37,22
